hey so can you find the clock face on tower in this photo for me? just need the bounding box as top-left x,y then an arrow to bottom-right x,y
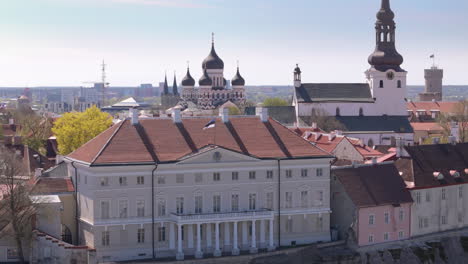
386,71 -> 395,80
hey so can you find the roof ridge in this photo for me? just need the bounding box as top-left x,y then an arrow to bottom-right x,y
91,120 -> 126,165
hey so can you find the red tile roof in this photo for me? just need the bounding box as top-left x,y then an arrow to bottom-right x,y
31,177 -> 75,194
411,122 -> 444,131
67,117 -> 331,165
333,163 -> 413,207
407,101 -> 458,115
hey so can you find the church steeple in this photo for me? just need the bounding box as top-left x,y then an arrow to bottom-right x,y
163,73 -> 169,95
368,0 -> 404,72
172,73 -> 179,95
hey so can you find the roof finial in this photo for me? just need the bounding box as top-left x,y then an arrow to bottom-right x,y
237,60 -> 239,69
381,0 -> 390,10
187,60 -> 190,69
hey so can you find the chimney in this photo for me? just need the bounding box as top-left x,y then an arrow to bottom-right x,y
327,133 -> 336,142
450,122 -> 460,142
448,136 -> 457,145
256,107 -> 269,122
130,108 -> 139,125
9,118 -> 14,125
396,137 -> 403,158
432,137 -> 440,145
334,130 -> 343,136
35,168 -> 43,178
371,158 -> 377,164
172,108 -> 182,123
311,122 -> 317,129
219,107 -> 229,123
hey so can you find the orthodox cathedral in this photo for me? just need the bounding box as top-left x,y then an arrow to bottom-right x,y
179,36 -> 246,110
293,0 -> 414,146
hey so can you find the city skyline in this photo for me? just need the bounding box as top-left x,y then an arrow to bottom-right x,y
0,0 -> 467,86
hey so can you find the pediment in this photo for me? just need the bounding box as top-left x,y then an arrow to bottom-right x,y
177,146 -> 260,165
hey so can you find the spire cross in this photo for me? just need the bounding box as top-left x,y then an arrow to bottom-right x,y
187,60 -> 190,69
237,60 -> 239,69
212,32 -> 215,45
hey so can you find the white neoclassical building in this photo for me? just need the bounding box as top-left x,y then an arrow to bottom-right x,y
65,108 -> 333,262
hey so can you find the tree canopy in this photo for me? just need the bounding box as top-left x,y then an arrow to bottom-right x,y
52,106 -> 113,155
437,100 -> 468,142
262,97 -> 289,107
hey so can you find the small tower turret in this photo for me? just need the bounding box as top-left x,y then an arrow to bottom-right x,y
294,64 -> 302,88
163,73 -> 169,95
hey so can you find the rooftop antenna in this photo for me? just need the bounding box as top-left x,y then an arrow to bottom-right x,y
430,54 -> 436,69
101,60 -> 108,106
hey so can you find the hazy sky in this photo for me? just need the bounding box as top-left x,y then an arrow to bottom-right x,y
0,0 -> 467,86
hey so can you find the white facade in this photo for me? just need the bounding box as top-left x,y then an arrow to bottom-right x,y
67,148 -> 332,262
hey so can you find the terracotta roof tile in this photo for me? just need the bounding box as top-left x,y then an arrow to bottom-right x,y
407,101 -> 458,115
68,117 -> 331,165
411,122 -> 444,131
31,177 -> 75,194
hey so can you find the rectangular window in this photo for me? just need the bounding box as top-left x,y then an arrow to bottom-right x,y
137,228 -> 145,243
249,171 -> 256,180
137,200 -> 145,217
267,170 -> 273,179
266,192 -> 274,210
459,212 -> 463,223
398,231 -> 404,239
286,218 -> 293,232
369,214 -> 375,225
285,192 -> 293,208
232,172 -> 239,181
158,176 -> 165,184
285,170 -> 292,178
384,212 -> 390,224
426,191 -> 431,202
195,196 -> 203,214
102,231 -> 110,246
100,177 -> 109,187
419,217 -> 424,229
399,210 -> 404,221
176,197 -> 184,214
301,191 -> 308,208
213,172 -> 221,182
158,227 -> 166,242
158,200 -> 166,216
249,193 -> 256,210
195,173 -> 203,183
459,186 -> 463,198
176,174 -> 184,184
424,218 -> 429,228
441,215 -> 447,225
384,232 -> 389,241
316,168 -> 323,177
213,195 -> 221,213
318,190 -> 324,202
441,189 -> 446,200
101,201 -> 110,219
368,235 -> 374,243
119,200 -> 128,218
318,216 -> 323,230
137,176 -> 144,185
231,194 -> 239,212
301,169 -> 308,177
119,176 -> 127,186
415,192 -> 421,204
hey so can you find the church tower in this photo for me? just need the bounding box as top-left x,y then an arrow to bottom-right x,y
366,0 -> 407,116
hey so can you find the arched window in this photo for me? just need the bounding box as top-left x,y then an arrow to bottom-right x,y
359,108 -> 364,116
379,80 -> 384,88
336,107 -> 341,117
61,225 -> 72,244
397,80 -> 402,88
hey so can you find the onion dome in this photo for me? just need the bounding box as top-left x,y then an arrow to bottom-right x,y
199,68 -> 213,86
181,67 -> 195,86
231,67 -> 245,86
368,0 -> 404,72
202,35 -> 224,70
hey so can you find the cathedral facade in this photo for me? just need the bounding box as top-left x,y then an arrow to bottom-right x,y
181,39 -> 246,110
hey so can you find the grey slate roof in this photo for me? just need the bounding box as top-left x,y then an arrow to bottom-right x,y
335,116 -> 413,133
245,106 -> 296,126
295,83 -> 374,103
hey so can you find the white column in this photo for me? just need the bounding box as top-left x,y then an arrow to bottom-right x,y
176,224 -> 184,260
232,222 -> 239,255
242,221 -> 248,248
224,222 -> 231,247
195,223 -> 203,259
250,220 -> 257,253
268,218 -> 275,251
206,223 -> 212,248
188,224 -> 194,249
169,223 -> 175,249
214,222 -> 221,257
260,219 -> 266,247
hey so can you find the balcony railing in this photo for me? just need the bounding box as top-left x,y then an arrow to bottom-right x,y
170,209 -> 274,223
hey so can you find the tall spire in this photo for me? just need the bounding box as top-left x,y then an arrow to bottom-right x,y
368,0 -> 404,72
172,72 -> 179,95
163,72 -> 169,95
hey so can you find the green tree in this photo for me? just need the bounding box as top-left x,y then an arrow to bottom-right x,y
13,109 -> 52,155
437,100 -> 468,142
262,97 -> 289,107
52,106 -> 112,155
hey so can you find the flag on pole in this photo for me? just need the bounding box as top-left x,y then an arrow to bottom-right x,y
203,119 -> 216,130
430,54 -> 435,59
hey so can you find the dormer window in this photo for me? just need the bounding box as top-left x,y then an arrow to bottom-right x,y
450,170 -> 461,178
433,172 -> 444,180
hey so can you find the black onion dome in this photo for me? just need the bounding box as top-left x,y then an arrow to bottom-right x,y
199,68 -> 213,86
202,43 -> 224,70
181,68 -> 195,86
368,0 -> 404,72
231,67 -> 245,86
